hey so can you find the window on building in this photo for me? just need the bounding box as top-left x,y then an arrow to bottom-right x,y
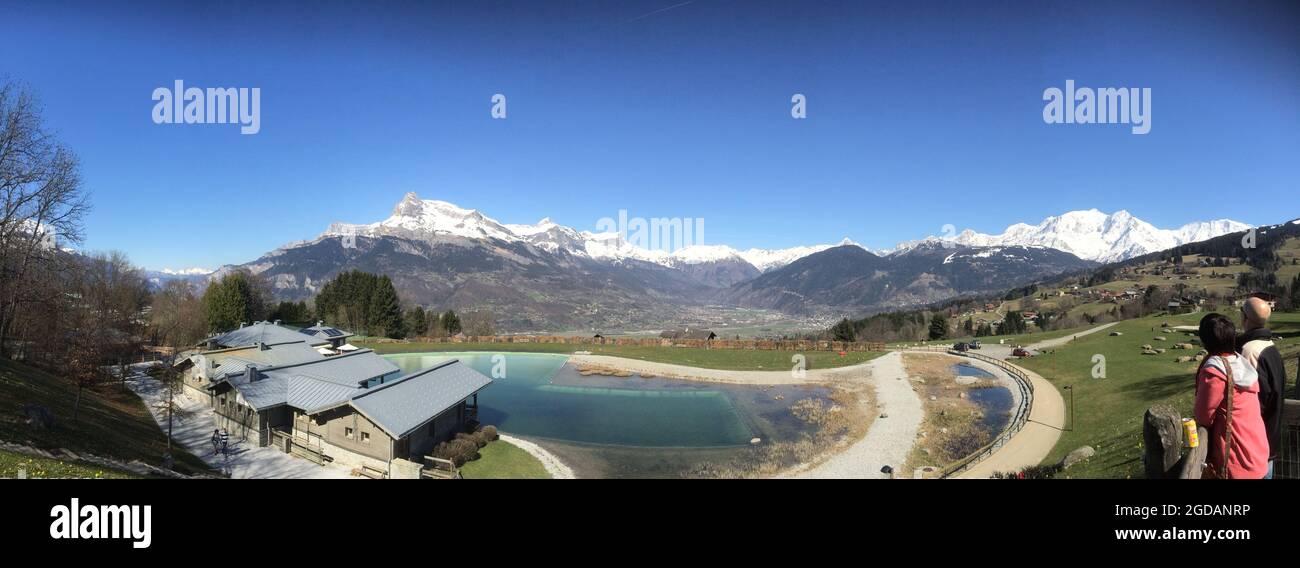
345,427 -> 354,439
361,431 -> 370,444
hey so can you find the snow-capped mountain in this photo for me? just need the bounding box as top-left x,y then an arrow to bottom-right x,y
890,209 -> 1250,263
158,267 -> 213,276
320,192 -> 849,273
222,194 -> 1266,330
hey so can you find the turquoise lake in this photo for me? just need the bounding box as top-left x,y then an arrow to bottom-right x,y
384,352 -> 795,448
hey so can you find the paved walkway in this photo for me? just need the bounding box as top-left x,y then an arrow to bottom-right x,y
789,352 -> 922,479
123,364 -> 354,479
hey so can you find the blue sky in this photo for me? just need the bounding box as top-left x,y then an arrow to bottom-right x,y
3,0 -> 1297,270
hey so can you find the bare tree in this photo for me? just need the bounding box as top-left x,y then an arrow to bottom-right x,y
150,279 -> 208,350
149,362 -> 189,452
0,80 -> 90,358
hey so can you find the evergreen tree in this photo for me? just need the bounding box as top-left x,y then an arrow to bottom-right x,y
831,318 -> 856,342
1291,273 -> 1300,311
441,309 -> 462,335
368,276 -> 404,338
928,313 -> 948,340
314,270 -> 413,336
1001,311 -> 1026,335
406,306 -> 427,338
202,271 -> 268,332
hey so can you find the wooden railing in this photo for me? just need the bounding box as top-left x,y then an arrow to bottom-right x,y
1145,399 -> 1298,479
1279,399 -> 1300,480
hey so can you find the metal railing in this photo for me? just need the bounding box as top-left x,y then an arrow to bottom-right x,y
933,350 -> 1036,478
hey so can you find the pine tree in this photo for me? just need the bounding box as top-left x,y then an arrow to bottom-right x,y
202,271 -> 267,332
442,310 -> 462,335
928,313 -> 948,340
831,318 -> 856,342
406,306 -> 427,338
368,276 -> 404,338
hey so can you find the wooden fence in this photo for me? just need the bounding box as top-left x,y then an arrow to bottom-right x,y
376,334 -> 885,352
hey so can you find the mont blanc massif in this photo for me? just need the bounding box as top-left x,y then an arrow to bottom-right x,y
198,193 -> 1249,332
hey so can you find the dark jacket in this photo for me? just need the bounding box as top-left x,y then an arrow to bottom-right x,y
1239,328 -> 1287,460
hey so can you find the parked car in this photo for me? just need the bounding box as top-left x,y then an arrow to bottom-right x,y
969,340 -> 981,350
953,342 -> 969,352
1012,347 -> 1032,358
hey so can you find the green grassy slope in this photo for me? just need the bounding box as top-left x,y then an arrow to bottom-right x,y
0,358 -> 212,476
1018,311 -> 1300,478
458,440 -> 551,479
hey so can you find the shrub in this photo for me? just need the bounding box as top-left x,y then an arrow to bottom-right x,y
479,425 -> 499,441
432,438 -> 481,466
456,431 -> 487,449
991,463 -> 1063,479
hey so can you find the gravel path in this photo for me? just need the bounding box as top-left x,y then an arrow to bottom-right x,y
789,352 -> 921,479
499,434 -> 575,479
566,353 -> 879,385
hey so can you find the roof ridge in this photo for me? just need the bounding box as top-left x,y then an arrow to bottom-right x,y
350,358 -> 460,401
254,347 -> 379,374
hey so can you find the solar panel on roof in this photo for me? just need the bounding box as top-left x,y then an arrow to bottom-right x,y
324,329 -> 344,337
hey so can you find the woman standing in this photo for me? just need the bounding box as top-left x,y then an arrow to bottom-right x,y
1193,313 -> 1269,479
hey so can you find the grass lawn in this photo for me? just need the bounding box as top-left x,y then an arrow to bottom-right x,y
887,322 -> 1102,350
0,358 -> 213,476
458,440 -> 550,479
1017,311 -> 1300,478
360,341 -> 887,371
0,448 -> 139,479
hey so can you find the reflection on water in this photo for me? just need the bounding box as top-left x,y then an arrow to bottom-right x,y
384,352 -> 832,477
951,363 -> 1013,433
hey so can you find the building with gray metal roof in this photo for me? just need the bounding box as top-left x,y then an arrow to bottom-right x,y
204,321 -> 330,349
204,349 -> 493,476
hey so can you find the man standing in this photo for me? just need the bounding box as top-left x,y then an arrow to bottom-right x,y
210,429 -> 221,456
1239,297 -> 1287,479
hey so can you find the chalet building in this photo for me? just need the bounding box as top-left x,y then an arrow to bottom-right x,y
302,321 -> 359,353
180,321 -> 493,474
200,320 -> 329,351
207,350 -> 491,473
174,340 -> 326,404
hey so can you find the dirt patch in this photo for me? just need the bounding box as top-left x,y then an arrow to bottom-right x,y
687,376 -> 876,478
902,353 -> 999,476
576,364 -> 635,378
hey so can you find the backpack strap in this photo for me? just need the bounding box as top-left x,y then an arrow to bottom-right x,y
1217,356 -> 1235,479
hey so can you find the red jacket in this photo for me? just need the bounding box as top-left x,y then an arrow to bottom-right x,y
1194,355 -> 1269,479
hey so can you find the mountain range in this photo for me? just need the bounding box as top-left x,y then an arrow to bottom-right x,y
197,193 -> 1251,331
